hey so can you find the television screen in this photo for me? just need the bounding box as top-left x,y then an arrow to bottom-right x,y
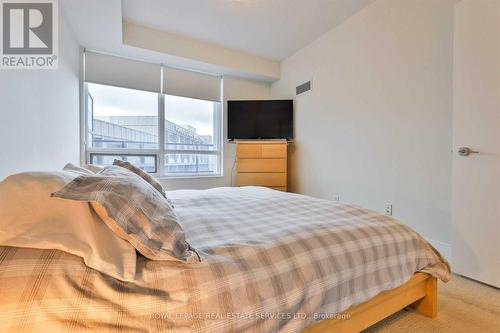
227,100 -> 293,140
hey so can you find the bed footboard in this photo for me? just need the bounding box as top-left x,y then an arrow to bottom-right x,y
302,273 -> 438,333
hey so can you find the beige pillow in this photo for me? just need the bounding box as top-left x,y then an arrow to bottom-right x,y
0,171 -> 137,281
84,164 -> 104,173
63,163 -> 102,175
52,166 -> 198,262
112,159 -> 166,197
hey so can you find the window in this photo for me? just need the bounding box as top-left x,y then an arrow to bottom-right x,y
164,95 -> 219,174
83,58 -> 222,177
87,83 -> 159,150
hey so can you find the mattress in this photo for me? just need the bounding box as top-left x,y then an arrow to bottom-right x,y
0,186 -> 450,332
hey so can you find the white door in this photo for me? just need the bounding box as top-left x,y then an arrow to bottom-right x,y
452,0 -> 499,288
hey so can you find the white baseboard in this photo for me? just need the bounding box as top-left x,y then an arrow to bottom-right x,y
428,239 -> 451,262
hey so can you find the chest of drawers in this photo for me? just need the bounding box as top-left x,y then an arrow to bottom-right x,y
235,141 -> 288,191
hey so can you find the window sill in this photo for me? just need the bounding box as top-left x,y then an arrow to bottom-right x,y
155,174 -> 224,180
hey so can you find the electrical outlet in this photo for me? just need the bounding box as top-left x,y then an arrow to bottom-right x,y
385,204 -> 393,216
333,195 -> 341,202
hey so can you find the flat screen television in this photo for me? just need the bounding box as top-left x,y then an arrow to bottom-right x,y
227,100 -> 293,140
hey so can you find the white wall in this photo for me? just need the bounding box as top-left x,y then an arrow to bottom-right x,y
271,0 -> 454,252
0,9 -> 80,180
161,76 -> 271,190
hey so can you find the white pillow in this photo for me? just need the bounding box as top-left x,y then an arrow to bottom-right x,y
0,171 -> 137,281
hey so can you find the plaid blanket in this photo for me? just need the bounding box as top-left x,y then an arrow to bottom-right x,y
0,186 -> 450,332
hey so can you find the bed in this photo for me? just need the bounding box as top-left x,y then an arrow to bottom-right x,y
0,169 -> 450,333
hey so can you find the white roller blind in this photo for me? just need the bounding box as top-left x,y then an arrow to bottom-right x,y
164,67 -> 221,102
85,51 -> 161,93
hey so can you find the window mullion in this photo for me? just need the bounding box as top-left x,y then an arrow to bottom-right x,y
158,93 -> 166,176
218,76 -> 224,175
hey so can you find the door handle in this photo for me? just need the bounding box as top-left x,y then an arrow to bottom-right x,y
458,147 -> 479,156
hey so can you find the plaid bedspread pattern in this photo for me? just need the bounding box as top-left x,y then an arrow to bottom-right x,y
0,187 -> 450,333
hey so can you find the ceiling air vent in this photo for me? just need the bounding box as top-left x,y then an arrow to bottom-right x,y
296,80 -> 311,95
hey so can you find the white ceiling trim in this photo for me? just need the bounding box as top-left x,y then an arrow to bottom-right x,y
122,21 -> 280,81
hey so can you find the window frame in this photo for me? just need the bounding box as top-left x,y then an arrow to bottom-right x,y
82,78 -> 223,179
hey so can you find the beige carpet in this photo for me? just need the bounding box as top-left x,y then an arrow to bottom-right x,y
362,274 -> 500,333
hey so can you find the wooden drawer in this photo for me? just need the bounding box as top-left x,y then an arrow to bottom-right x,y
237,143 -> 287,158
261,144 -> 286,158
236,144 -> 261,158
237,159 -> 286,173
236,173 -> 287,186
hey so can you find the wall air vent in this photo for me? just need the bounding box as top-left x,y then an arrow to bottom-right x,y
296,80 -> 312,95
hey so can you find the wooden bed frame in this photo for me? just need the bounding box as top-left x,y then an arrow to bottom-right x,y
303,273 -> 437,333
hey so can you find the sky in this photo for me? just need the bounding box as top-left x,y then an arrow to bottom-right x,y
88,83 -> 215,136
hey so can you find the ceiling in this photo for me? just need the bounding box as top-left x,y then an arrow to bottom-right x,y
122,0 -> 376,61
61,0 -> 376,81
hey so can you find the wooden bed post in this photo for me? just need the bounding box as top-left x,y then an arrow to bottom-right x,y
410,276 -> 437,318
